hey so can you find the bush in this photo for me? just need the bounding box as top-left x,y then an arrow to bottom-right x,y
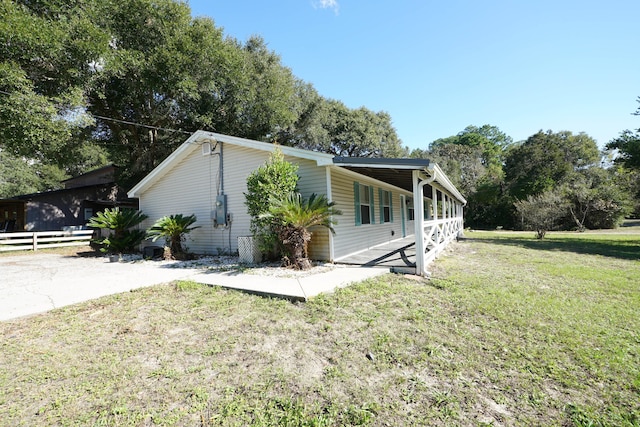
244,148 -> 299,258
87,207 -> 148,253
260,192 -> 341,269
514,191 -> 567,239
146,214 -> 200,259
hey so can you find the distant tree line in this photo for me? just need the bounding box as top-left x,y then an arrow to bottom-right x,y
0,0 -> 405,195
411,125 -> 639,232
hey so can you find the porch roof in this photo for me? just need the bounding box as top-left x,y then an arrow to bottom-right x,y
332,156 -> 466,204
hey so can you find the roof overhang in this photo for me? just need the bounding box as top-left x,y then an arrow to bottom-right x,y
332,157 -> 466,204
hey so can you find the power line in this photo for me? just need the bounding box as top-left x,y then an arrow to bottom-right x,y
0,89 -> 194,135
91,114 -> 192,134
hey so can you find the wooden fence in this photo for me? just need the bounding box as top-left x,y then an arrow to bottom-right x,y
0,230 -> 94,252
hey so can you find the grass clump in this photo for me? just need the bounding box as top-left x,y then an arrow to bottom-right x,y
0,230 -> 638,425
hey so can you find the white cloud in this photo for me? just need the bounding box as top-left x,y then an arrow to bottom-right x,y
313,0 -> 339,14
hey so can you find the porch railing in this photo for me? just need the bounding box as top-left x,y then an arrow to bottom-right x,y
421,216 -> 464,267
0,230 -> 94,252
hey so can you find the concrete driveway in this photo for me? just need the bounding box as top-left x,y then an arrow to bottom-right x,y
1,251 -> 390,322
0,253 -> 199,321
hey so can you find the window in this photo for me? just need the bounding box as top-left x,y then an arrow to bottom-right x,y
354,182 -> 374,225
407,197 -> 415,221
360,185 -> 371,224
424,199 -> 431,220
379,189 -> 393,223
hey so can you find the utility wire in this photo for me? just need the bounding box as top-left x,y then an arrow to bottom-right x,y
91,114 -> 192,134
0,89 -> 194,135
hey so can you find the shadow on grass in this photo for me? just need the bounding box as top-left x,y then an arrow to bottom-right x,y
468,235 -> 640,261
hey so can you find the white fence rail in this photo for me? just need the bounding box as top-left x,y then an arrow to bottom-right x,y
0,230 -> 94,252
421,217 -> 464,267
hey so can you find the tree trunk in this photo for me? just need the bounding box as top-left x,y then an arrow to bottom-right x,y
277,225 -> 312,270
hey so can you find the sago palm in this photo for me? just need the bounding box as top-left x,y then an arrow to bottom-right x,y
262,193 -> 341,270
87,207 -> 148,253
146,214 -> 200,258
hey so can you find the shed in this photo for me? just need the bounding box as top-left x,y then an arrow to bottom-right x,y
0,165 -> 136,232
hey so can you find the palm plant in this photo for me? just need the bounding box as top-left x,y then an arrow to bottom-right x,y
262,193 -> 341,270
146,214 -> 200,259
87,207 -> 148,254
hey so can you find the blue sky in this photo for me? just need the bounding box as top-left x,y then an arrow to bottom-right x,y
188,0 -> 639,151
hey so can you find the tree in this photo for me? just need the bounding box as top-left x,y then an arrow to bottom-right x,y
430,124 -> 513,177
86,0 -> 211,187
607,130 -> 640,170
606,97 -> 640,170
0,150 -> 70,198
504,130 -> 600,200
293,99 -> 406,157
146,214 -> 200,259
412,125 -> 514,228
2,0 -> 409,193
244,149 -> 299,257
261,192 -> 341,270
561,167 -> 632,230
514,191 -> 568,239
271,80 -> 329,148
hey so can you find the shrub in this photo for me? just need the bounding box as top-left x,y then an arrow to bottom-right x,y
87,207 -> 148,253
244,148 -> 299,257
514,191 -> 567,239
261,192 -> 341,269
146,214 -> 200,259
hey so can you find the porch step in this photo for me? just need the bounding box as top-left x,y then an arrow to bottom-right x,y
390,266 -> 417,275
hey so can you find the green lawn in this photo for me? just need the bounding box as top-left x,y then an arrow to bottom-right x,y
0,230 -> 638,426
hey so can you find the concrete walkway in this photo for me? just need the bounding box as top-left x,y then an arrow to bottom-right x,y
190,266 -> 388,301
0,253 -> 389,321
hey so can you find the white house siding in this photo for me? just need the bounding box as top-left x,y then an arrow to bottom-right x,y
329,168 -> 414,260
292,161 -> 330,261
137,143 -> 223,254
138,142 -> 331,257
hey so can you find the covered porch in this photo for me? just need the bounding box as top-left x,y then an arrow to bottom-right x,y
332,157 -> 466,276
337,235 -> 417,272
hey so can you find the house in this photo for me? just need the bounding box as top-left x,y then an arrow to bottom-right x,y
128,131 -> 466,275
0,165 -> 137,232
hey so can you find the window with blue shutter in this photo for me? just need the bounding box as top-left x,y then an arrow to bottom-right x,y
354,182 -> 373,225
379,189 -> 392,223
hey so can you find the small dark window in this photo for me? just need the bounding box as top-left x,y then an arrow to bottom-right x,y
360,185 -> 371,225
381,190 -> 391,223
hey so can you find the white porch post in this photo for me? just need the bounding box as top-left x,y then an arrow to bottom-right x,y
413,170 -> 425,276
432,186 -> 438,221
441,189 -> 446,219
432,184 -> 438,245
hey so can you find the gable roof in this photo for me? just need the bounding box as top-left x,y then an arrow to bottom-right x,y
128,130 -> 466,204
128,131 -> 334,198
62,164 -> 117,189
